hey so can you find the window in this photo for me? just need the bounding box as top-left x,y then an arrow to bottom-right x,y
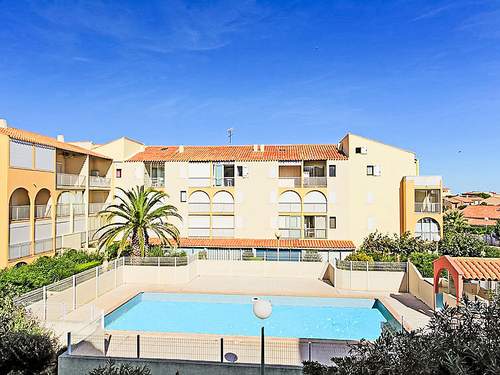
329,216 -> 337,229
328,165 -> 336,177
237,166 -> 243,177
180,190 -> 187,202
116,168 -> 122,178
355,147 -> 362,154
367,165 -> 374,176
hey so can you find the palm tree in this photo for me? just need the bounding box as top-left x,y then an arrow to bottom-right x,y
444,209 -> 468,233
96,186 -> 181,257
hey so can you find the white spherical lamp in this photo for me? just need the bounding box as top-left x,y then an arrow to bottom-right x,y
253,298 -> 272,320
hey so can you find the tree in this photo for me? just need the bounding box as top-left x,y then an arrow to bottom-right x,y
439,230 -> 486,257
443,210 -> 468,233
97,186 -> 181,257
494,220 -> 500,239
303,296 -> 500,375
359,231 -> 434,258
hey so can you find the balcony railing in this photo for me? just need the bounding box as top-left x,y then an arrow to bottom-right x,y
89,176 -> 111,188
188,203 -> 211,213
278,203 -> 302,213
279,228 -> 301,239
73,203 -> 85,215
211,228 -> 235,237
145,177 -> 165,188
415,202 -> 441,213
212,203 -> 234,213
278,177 -> 302,188
35,205 -> 51,219
56,204 -> 71,217
303,177 -> 327,188
89,203 -> 106,214
10,205 -> 30,221
9,241 -> 31,260
57,173 -> 86,188
303,203 -> 327,213
213,177 -> 235,187
188,228 -> 210,237
34,238 -> 53,254
304,228 -> 327,239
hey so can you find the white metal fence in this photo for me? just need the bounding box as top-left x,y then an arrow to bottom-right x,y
57,173 -> 86,188
10,205 -> 30,221
336,260 -> 408,272
89,176 -> 112,188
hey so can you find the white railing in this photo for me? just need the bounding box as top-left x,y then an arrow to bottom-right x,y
57,173 -> 86,188
35,204 -> 51,219
188,177 -> 211,187
55,236 -> 63,250
89,176 -> 111,188
278,203 -> 302,213
9,241 -> 31,260
10,205 -> 30,221
415,202 -> 441,213
73,203 -> 85,215
211,203 -> 234,212
35,238 -> 53,254
278,177 -> 301,188
211,228 -> 235,238
279,228 -> 301,239
304,228 -> 327,239
212,177 -> 235,187
188,228 -> 210,237
145,177 -> 165,188
188,203 -> 211,213
56,204 -> 71,217
303,203 -> 327,213
303,176 -> 327,187
89,203 -> 106,214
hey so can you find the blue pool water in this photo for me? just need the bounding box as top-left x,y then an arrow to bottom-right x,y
105,293 -> 395,340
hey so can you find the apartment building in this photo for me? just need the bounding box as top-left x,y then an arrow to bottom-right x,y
0,121 -> 443,267
0,121 -> 114,268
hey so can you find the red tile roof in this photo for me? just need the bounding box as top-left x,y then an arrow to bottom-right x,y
466,218 -> 498,227
451,257 -> 500,281
0,126 -> 110,159
151,237 -> 355,250
462,205 -> 500,220
128,144 -> 347,162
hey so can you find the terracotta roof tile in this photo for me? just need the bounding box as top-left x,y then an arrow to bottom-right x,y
462,205 -> 500,220
128,144 -> 347,162
151,237 -> 355,250
466,218 -> 499,227
453,257 -> 500,281
0,127 -> 110,159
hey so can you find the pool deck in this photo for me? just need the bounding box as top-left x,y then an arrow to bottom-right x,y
51,274 -> 432,340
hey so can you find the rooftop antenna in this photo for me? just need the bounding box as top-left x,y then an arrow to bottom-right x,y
227,128 -> 234,144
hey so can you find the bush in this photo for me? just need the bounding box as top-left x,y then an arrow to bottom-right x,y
146,246 -> 165,257
75,260 -> 102,272
409,251 -> 438,277
303,250 -> 323,262
439,231 -> 487,257
485,246 -> 500,258
88,360 -> 151,375
303,296 -> 500,375
105,242 -> 132,259
359,231 -> 434,257
197,250 -> 208,260
344,252 -> 374,262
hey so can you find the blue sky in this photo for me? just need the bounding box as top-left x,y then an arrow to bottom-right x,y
0,0 -> 499,193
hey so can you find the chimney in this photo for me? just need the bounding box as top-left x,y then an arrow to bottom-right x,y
253,144 -> 258,152
178,145 -> 184,153
57,134 -> 65,142
260,144 -> 265,152
0,119 -> 8,128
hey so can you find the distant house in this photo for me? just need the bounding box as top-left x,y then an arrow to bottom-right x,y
482,195 -> 500,206
461,205 -> 500,227
443,195 -> 483,210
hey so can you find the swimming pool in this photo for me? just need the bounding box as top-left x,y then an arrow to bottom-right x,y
105,293 -> 397,340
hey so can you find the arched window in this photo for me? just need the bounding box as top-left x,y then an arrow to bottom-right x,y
303,191 -> 327,213
212,191 -> 234,212
415,218 -> 440,241
35,189 -> 52,219
9,188 -> 30,221
279,191 -> 301,212
189,191 -> 210,213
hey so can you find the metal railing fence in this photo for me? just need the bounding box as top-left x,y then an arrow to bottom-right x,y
10,205 -> 30,221
57,173 -> 86,188
9,241 -> 31,260
335,260 -> 408,272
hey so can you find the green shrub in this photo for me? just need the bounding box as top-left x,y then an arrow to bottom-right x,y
146,246 -> 165,257
167,250 -> 186,257
484,246 -> 500,258
75,260 -> 102,272
88,360 -> 151,375
303,250 -> 323,262
197,250 -> 208,260
344,252 -> 374,262
409,251 -> 438,277
439,231 -> 487,257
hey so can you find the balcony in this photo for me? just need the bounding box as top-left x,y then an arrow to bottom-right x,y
35,205 -> 51,219
278,202 -> 302,213
303,202 -> 327,213
212,177 -> 234,187
10,205 -> 30,221
145,177 -> 165,188
303,177 -> 327,188
304,228 -> 327,239
73,203 -> 85,216
56,204 -> 70,217
278,177 -> 302,188
9,241 -> 31,260
89,176 -> 111,188
57,173 -> 86,188
415,202 -> 442,213
89,203 -> 106,214
34,238 -> 53,254
188,202 -> 211,213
